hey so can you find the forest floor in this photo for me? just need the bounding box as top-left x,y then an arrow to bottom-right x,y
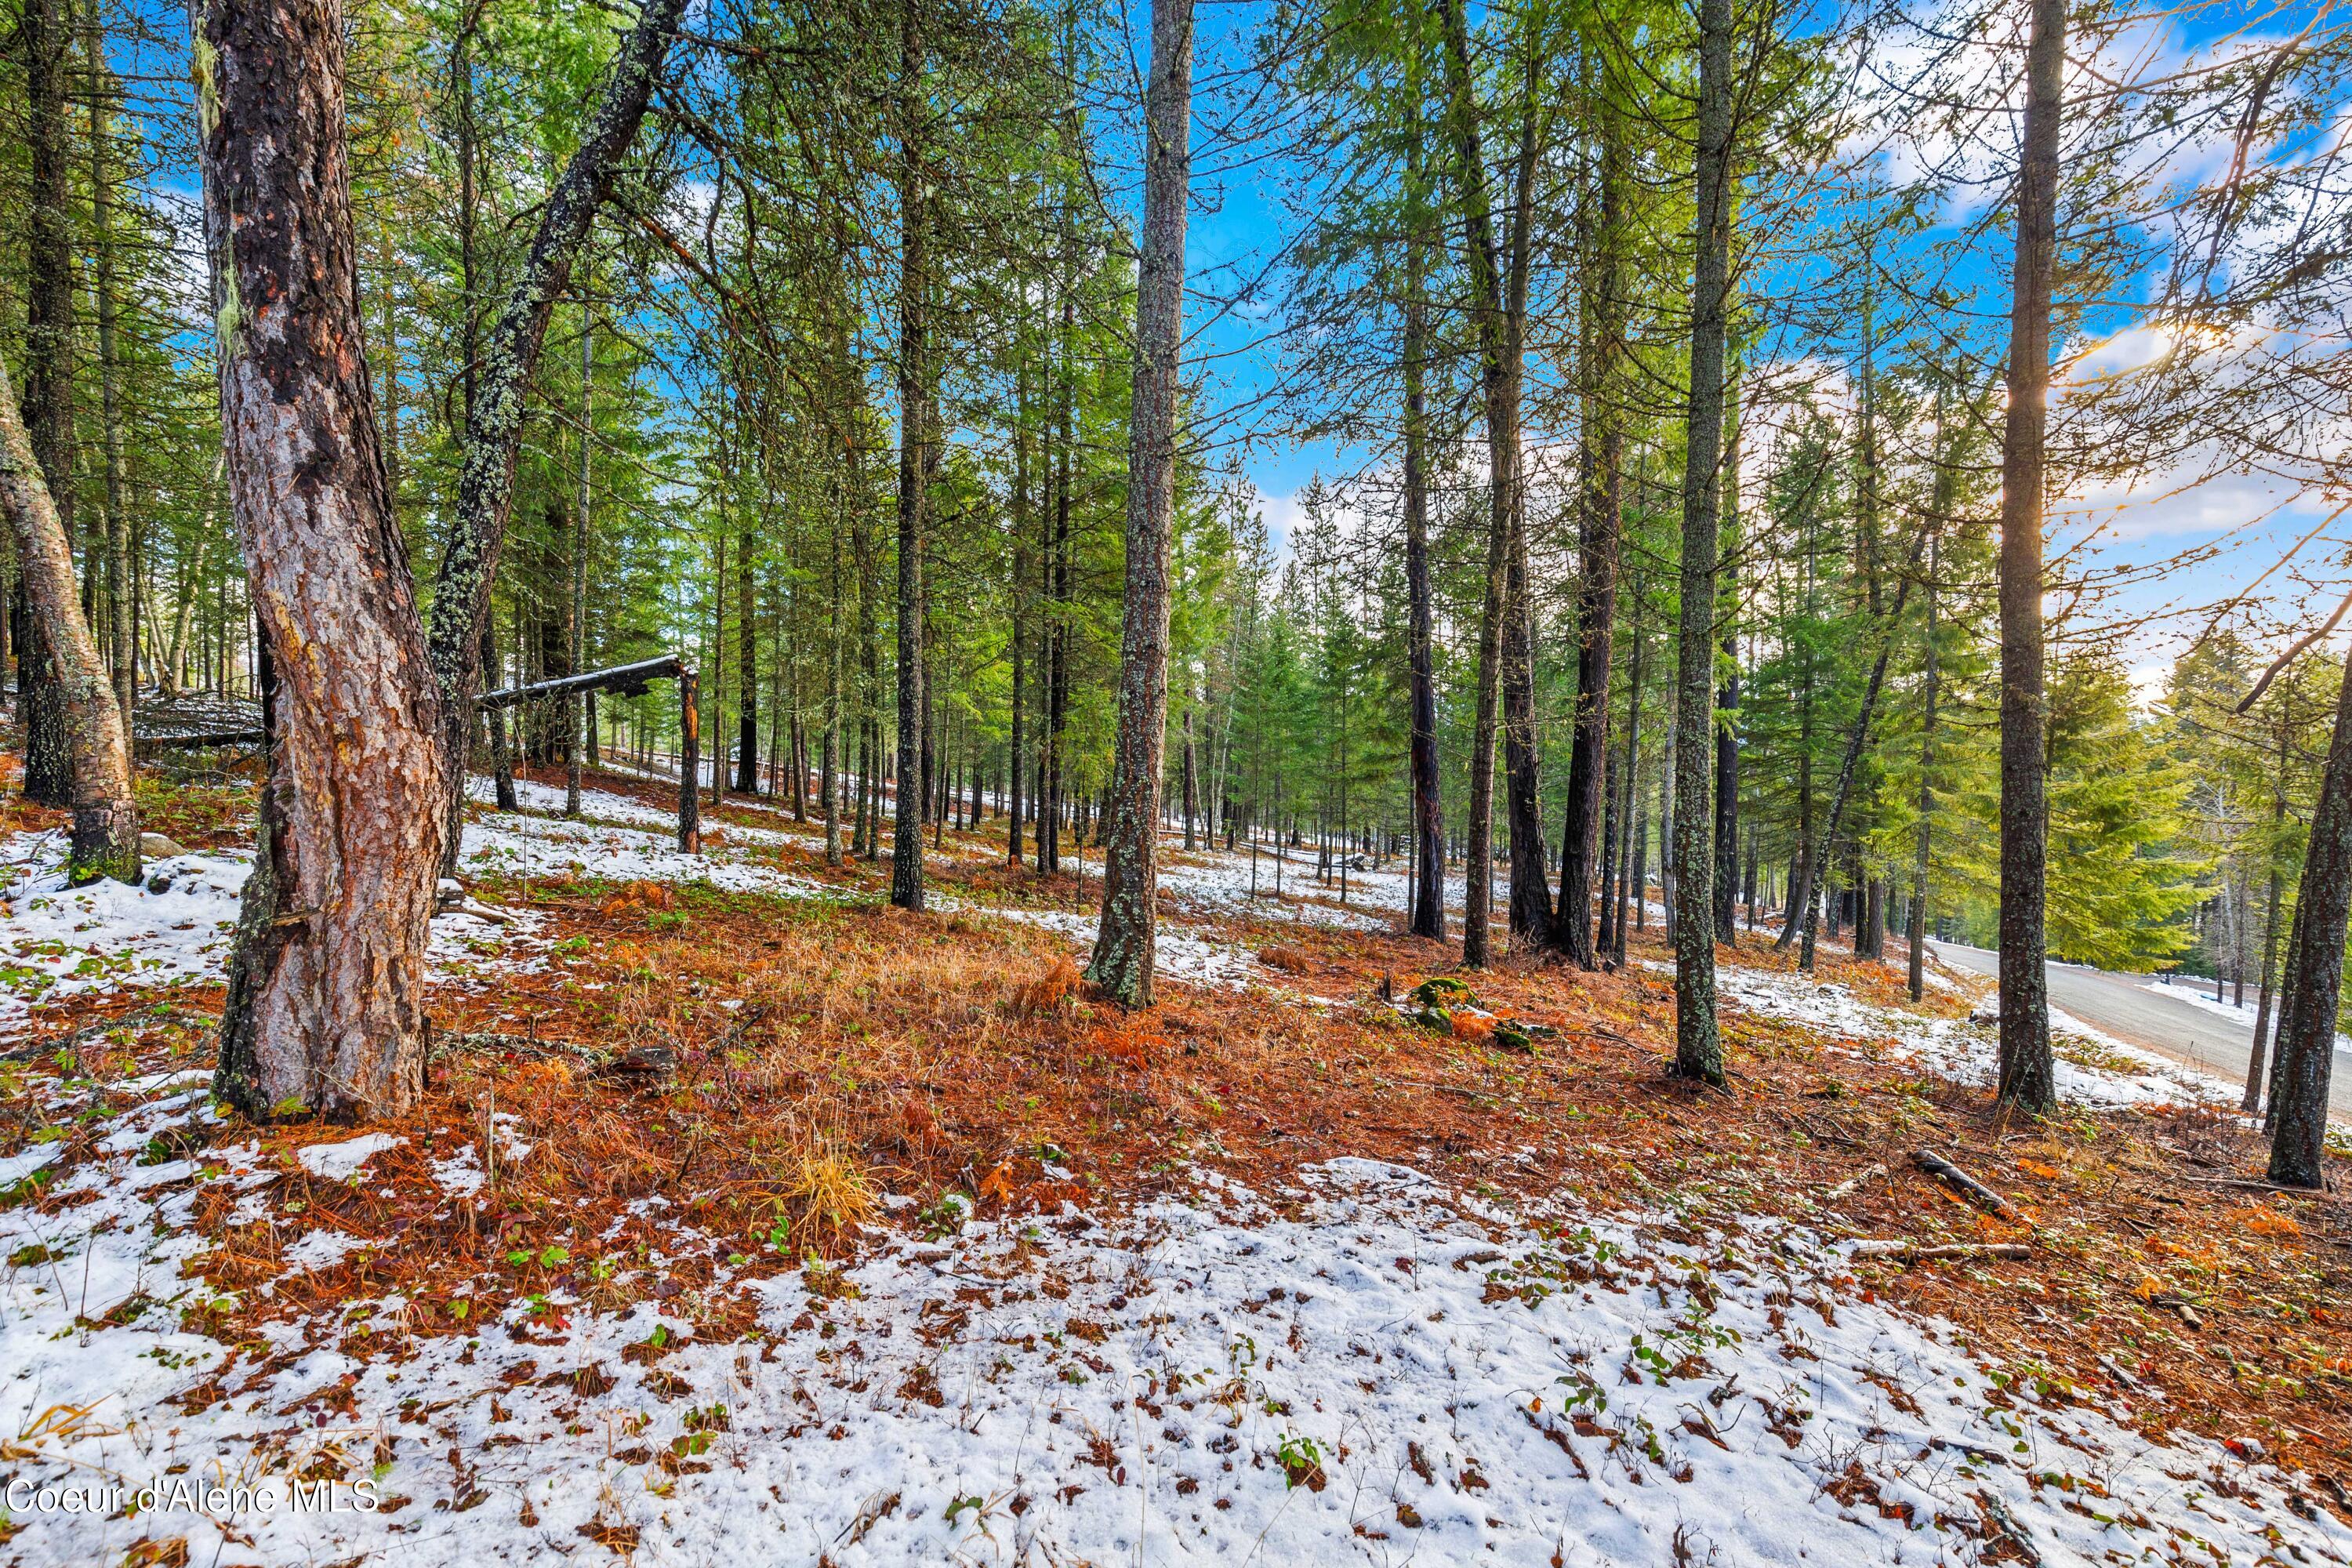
1,757 -> 2349,1566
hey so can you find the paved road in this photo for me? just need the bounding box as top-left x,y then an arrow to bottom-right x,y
1931,942 -> 2352,1119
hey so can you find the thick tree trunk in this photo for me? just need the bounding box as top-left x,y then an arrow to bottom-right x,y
18,0 -> 76,807
1559,78 -> 1624,966
1995,0 -> 2065,1111
0,355 -> 139,883
2267,637 -> 2352,1188
1671,0 -> 1733,1083
198,0 -> 448,1120
423,0 -> 688,865
1087,0 -> 1192,1007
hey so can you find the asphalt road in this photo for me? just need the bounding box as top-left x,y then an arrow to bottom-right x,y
1931,942 -> 2352,1120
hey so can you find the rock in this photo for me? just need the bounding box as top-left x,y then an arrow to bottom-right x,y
139,832 -> 186,858
145,875 -> 173,895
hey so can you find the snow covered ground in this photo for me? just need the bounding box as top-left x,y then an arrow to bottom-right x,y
0,833 -> 539,1033
2,1097 -> 2343,1568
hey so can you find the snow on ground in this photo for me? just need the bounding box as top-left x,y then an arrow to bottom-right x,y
2,1096 -> 2344,1567
968,902 -> 1260,989
0,829 -> 546,1037
1699,961 -> 2245,1113
0,833 -> 252,1025
295,1132 -> 405,1181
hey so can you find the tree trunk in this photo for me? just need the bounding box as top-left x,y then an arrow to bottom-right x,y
1559,71 -> 1623,966
423,0 -> 689,865
1713,376 -> 1740,946
198,0 -> 449,1120
1008,360 -> 1029,865
1403,80 -> 1446,942
0,354 -> 140,883
1994,0 -> 2065,1112
567,310 -> 592,817
1087,0 -> 1193,1006
737,524 -> 759,794
1908,527 -> 1939,1002
1785,564 -> 1921,964
1611,588 -> 1646,957
1437,0 -> 1509,969
485,623 -> 517,811
678,670 -> 700,851
2266,636 -> 2352,1186
1671,0 -> 1733,1083
1499,125 -> 1550,950
87,45 -> 135,723
18,0 -> 76,808
890,0 -> 930,911
2245,726 -> 2289,1112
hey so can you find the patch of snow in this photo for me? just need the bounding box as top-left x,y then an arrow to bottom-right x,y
281,1229 -> 367,1272
296,1133 -> 405,1181
0,836 -> 252,1024
0,829 -> 550,1039
0,1142 -> 63,1188
430,1144 -> 485,1198
957,901 -> 1260,990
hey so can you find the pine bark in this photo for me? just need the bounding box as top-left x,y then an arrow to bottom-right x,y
737,523 -> 758,793
1713,382 -> 1740,946
198,0 -> 449,1120
568,312 -> 592,816
18,0 -> 76,807
88,48 -> 135,722
1560,84 -> 1623,965
891,0 -> 930,911
1672,0 -> 1733,1083
1086,0 -> 1193,1007
1403,85 -> 1446,942
0,354 -> 139,883
1438,0 -> 1509,969
1995,0 -> 2066,1112
2267,635 -> 2352,1188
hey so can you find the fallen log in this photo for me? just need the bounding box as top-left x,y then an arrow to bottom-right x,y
1915,1148 -> 2024,1221
134,727 -> 265,756
1852,1240 -> 2032,1263
435,878 -> 517,924
478,653 -> 684,710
